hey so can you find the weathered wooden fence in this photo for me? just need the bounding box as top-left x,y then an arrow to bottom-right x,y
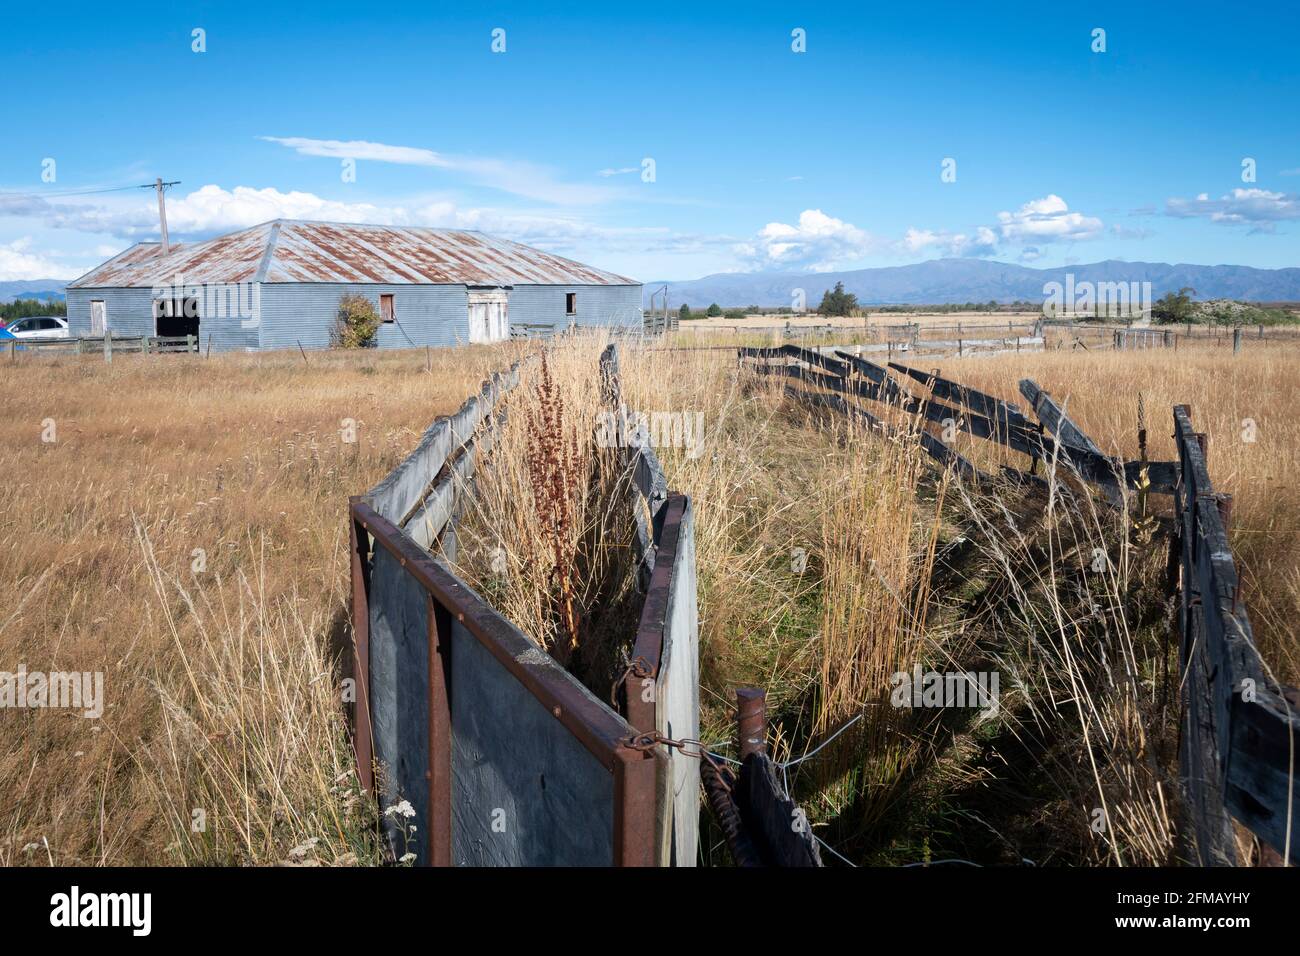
739,343 -> 1176,497
349,345 -> 699,866
4,333 -> 198,359
738,343 -> 1298,865
1173,406 -> 1298,864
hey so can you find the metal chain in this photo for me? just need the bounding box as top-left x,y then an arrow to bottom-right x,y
622,732 -> 738,778
609,656 -> 654,708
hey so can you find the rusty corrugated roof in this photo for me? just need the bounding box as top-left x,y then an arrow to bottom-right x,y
68,220 -> 637,288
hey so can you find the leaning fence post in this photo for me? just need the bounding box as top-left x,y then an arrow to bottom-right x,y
737,687 -> 767,759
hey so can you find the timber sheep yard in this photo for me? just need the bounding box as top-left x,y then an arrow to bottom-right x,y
1,324 -> 1297,868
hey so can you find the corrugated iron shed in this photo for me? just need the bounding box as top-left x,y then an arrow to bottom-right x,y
68,220 -> 637,289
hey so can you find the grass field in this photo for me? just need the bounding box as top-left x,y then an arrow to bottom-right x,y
1,334 -> 1294,866
0,347 -> 514,865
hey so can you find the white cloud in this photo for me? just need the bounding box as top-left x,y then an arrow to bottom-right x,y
597,167 -> 640,177
1166,187 -> 1300,225
261,137 -> 448,167
735,209 -> 882,271
262,135 -> 617,205
902,225 -> 997,257
1110,224 -> 1151,240
996,194 -> 1103,242
0,237 -> 88,281
734,197 -> 1100,274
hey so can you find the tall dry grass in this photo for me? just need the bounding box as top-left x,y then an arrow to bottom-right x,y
0,346 -> 510,865
949,458 -> 1177,865
451,337 -> 641,692
949,341 -> 1300,684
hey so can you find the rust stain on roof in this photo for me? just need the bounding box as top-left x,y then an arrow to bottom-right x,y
69,220 -> 637,288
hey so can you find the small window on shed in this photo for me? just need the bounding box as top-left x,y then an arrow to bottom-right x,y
380,294 -> 395,323
565,292 -> 577,316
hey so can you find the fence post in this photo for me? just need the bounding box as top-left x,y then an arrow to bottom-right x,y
737,687 -> 767,759
426,596 -> 453,867
1233,327 -> 1242,355
103,327 -> 112,364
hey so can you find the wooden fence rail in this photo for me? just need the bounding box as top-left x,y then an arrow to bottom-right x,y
738,343 -> 1298,864
739,344 -> 1177,496
5,333 -> 198,359
1173,406 -> 1298,864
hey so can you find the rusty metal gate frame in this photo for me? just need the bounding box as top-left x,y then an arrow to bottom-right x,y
349,496 -> 657,866
624,493 -> 687,734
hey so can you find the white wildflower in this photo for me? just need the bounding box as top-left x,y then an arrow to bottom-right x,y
384,799 -> 416,819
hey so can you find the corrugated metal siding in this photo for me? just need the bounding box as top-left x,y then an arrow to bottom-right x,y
68,226 -> 273,288
257,283 -> 471,350
507,284 -> 642,330
65,280 -> 642,351
65,287 -> 154,336
65,286 -> 261,350
69,220 -> 638,289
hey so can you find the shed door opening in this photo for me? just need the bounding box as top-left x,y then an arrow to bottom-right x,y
380,294 -> 395,323
90,300 -> 107,335
154,297 -> 200,339
565,292 -> 577,316
467,289 -> 510,344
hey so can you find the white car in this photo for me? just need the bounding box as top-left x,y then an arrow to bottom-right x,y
3,316 -> 69,339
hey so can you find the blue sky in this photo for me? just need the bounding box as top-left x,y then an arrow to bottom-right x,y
2,0 -> 1298,282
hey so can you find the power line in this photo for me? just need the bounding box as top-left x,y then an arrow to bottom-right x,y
0,181 -> 181,201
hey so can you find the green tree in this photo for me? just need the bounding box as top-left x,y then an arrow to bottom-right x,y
678,303 -> 692,321
1152,286 -> 1197,325
0,298 -> 67,321
816,281 -> 859,317
332,294 -> 381,348
706,303 -> 722,317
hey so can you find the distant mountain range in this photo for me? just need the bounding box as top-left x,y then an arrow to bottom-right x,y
8,259 -> 1300,312
645,259 -> 1300,309
0,280 -> 67,304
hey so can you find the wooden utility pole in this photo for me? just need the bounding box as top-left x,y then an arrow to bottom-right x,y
155,178 -> 171,255
145,178 -> 180,255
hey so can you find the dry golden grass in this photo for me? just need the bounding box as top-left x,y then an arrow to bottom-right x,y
451,338 -> 642,692
3,331 -> 1292,868
945,341 -> 1300,683
0,346 -> 513,865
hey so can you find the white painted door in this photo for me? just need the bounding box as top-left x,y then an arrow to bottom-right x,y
467,292 -> 509,343
490,300 -> 508,341
468,302 -> 489,343
90,300 -> 107,336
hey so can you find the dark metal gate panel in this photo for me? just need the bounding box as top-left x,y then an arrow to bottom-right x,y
353,499 -> 656,867
368,544 -> 432,864
450,618 -> 616,865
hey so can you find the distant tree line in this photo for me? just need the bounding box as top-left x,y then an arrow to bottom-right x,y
1,298 -> 67,321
